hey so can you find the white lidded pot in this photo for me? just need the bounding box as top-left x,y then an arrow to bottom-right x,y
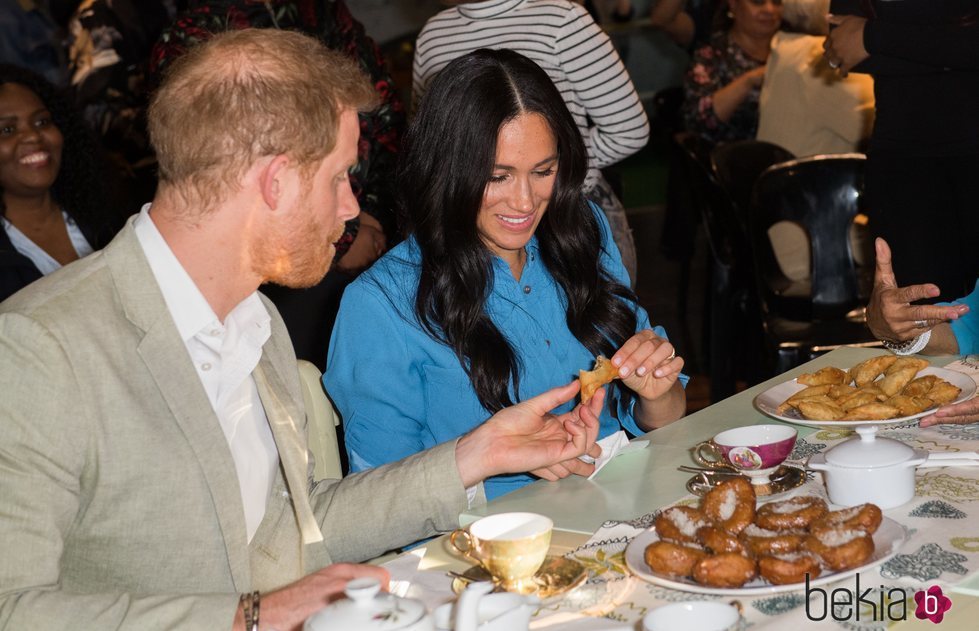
304,578 -> 434,631
807,426 -> 928,509
432,581 -> 539,631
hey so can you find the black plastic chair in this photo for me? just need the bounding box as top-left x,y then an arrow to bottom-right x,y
711,140 -> 795,226
749,154 -> 883,373
675,133 -> 765,401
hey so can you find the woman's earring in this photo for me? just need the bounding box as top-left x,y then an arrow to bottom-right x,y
727,9 -> 735,18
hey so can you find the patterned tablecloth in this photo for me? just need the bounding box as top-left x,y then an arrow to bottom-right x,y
531,357 -> 979,630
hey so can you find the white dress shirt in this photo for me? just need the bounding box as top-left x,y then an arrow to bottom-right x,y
133,205 -> 277,542
2,211 -> 94,275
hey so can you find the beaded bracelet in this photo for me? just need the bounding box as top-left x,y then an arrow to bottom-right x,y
881,329 -> 932,356
240,591 -> 260,631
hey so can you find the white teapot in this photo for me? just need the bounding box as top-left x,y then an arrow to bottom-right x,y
433,581 -> 539,631
304,578 -> 434,631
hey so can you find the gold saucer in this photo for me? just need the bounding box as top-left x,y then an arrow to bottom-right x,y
450,555 -> 587,598
686,464 -> 807,498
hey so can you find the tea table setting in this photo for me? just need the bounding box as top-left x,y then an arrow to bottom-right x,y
350,348 -> 979,630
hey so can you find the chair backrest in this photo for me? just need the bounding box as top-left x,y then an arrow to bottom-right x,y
297,359 -> 343,481
711,140 -> 795,221
676,132 -> 745,269
750,154 -> 867,320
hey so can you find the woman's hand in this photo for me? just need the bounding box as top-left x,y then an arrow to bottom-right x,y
823,15 -> 870,75
336,214 -> 387,274
920,398 -> 979,427
867,238 -> 967,342
611,330 -> 684,402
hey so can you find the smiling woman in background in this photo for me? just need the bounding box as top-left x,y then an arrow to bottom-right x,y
325,49 -> 687,499
683,0 -> 783,144
0,64 -> 121,302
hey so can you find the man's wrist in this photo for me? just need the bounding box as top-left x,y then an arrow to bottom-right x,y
240,591 -> 260,631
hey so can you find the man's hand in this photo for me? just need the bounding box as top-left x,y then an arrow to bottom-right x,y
529,388 -> 605,481
823,15 -> 870,75
247,564 -> 390,631
920,398 -> 979,427
455,381 -> 602,487
866,238 -> 967,342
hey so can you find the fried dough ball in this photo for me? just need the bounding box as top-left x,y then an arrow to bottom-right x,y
701,477 -> 756,534
643,540 -> 707,578
755,496 -> 828,531
697,526 -> 747,555
803,528 -> 874,571
692,552 -> 758,588
811,504 -> 882,536
758,551 -> 822,585
740,524 -> 807,557
655,506 -> 711,544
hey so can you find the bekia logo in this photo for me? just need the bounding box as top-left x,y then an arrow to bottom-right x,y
914,585 -> 952,624
806,575 -> 951,624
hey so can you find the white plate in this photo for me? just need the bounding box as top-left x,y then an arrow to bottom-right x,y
624,517 -> 907,596
753,367 -> 977,429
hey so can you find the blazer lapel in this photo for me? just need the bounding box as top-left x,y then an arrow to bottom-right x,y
104,221 -> 252,589
253,359 -> 324,551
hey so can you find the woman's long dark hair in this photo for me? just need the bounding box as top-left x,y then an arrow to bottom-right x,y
0,64 -> 116,246
398,49 -> 639,413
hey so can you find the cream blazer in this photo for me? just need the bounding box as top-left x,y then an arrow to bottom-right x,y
0,219 -> 471,629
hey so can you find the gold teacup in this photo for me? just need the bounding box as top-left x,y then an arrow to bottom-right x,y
449,512 -> 553,593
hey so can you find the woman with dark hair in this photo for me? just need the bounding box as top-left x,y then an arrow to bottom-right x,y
682,0 -> 783,144
325,49 -> 687,499
0,64 -> 122,302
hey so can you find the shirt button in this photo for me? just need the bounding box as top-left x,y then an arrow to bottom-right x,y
201,362 -> 212,371
523,285 -> 531,294
545,339 -> 551,347
209,329 -> 221,336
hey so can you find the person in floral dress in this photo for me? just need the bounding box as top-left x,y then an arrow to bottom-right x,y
682,0 -> 782,144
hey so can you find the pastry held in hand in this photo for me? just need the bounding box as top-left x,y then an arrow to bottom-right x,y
579,355 -> 619,404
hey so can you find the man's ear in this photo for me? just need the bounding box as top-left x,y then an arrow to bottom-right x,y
259,155 -> 291,210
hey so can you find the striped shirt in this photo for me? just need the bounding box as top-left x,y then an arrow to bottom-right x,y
412,0 -> 649,191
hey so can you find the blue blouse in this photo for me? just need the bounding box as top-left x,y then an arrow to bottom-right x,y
946,280 -> 979,355
324,206 -> 687,499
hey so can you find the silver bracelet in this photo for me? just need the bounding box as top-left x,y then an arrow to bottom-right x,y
881,329 -> 932,356
240,591 -> 260,631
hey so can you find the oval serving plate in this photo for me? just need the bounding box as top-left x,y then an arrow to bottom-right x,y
753,367 -> 976,429
624,516 -> 906,596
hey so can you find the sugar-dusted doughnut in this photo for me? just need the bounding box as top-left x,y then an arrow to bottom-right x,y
701,477 -> 756,534
691,552 -> 758,588
755,496 -> 828,531
803,528 -> 874,571
758,551 -> 822,585
810,504 -> 882,536
740,524 -> 807,557
654,506 -> 711,544
643,540 -> 707,578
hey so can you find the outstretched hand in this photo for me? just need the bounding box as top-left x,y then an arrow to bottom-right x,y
455,380 -> 603,488
920,398 -> 979,427
866,238 -> 967,342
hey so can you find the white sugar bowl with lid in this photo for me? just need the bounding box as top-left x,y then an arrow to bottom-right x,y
807,426 -> 928,509
304,578 -> 434,631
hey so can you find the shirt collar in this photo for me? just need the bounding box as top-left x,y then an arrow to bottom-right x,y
133,204 -> 269,342
458,0 -> 525,20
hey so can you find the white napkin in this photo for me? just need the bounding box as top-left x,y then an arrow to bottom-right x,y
382,548 -> 457,611
579,431 -> 648,480
943,355 -> 979,387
